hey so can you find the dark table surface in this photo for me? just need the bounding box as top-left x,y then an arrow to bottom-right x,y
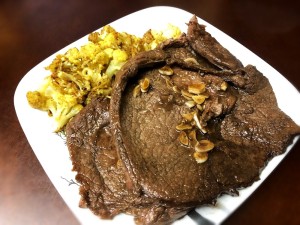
1,0 -> 299,225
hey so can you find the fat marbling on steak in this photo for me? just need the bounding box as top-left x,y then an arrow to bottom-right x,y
66,16 -> 300,225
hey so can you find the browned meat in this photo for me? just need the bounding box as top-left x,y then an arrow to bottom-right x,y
65,97 -> 131,218
66,16 -> 300,225
187,15 -> 243,70
66,97 -> 193,224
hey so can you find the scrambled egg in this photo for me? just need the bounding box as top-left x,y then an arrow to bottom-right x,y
26,24 -> 181,131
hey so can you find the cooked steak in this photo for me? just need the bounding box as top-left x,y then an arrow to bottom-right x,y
66,16 -> 300,225
187,15 -> 243,70
66,97 -> 192,224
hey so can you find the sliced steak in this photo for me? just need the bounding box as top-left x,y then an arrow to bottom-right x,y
221,65 -> 300,155
187,15 -> 243,70
117,67 -> 220,203
66,97 -> 133,218
66,98 -> 192,224
66,16 -> 300,225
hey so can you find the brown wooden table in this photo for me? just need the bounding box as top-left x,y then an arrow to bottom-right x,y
1,0 -> 299,224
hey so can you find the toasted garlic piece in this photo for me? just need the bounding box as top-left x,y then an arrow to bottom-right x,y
181,90 -> 194,100
184,57 -> 200,65
188,129 -> 198,147
176,123 -> 193,131
140,78 -> 150,92
193,151 -> 208,163
195,140 -> 214,152
188,83 -> 206,95
133,84 -> 141,97
193,113 -> 207,133
185,100 -> 196,108
220,81 -> 228,91
181,111 -> 195,121
193,113 -> 201,129
178,131 -> 189,146
192,95 -> 207,104
188,129 -> 197,141
158,66 -> 173,76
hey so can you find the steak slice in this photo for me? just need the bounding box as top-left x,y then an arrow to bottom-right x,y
117,67 -> 220,203
187,15 -> 243,70
66,97 -> 135,218
66,97 -> 192,224
66,16 -> 300,225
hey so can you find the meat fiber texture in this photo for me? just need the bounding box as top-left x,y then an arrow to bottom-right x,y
66,16 -> 300,225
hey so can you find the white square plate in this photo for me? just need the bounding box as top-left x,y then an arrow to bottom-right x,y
14,6 -> 300,225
